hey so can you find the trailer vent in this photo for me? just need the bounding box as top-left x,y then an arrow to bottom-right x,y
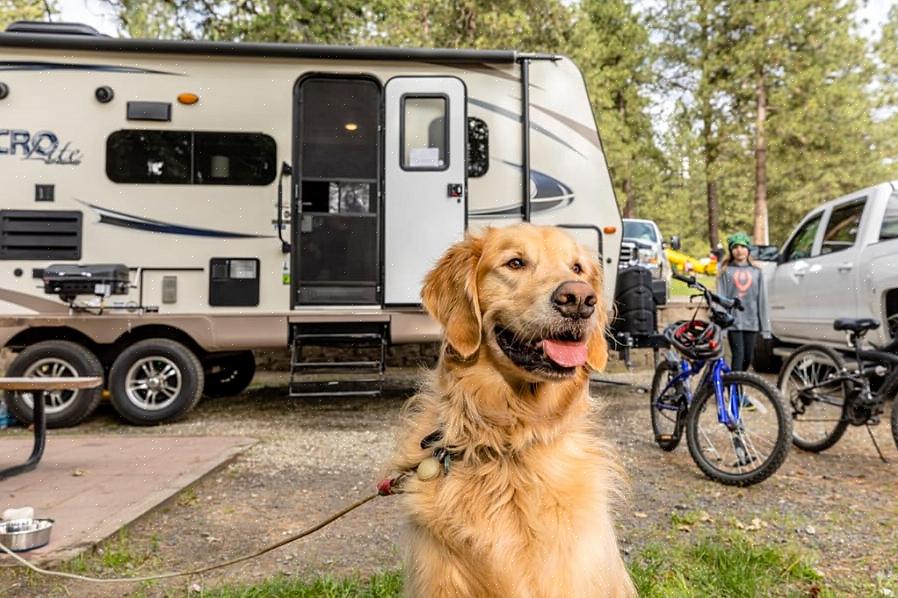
0,210 -> 82,260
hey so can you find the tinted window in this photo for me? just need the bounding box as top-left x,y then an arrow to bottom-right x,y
820,199 -> 865,255
783,213 -> 822,262
402,96 -> 448,170
107,130 -> 191,184
622,221 -> 658,242
107,130 -> 276,185
194,133 -> 276,185
881,193 -> 898,241
468,117 -> 489,177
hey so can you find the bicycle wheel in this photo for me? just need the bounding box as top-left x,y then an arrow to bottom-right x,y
892,394 -> 898,452
686,371 -> 791,486
777,344 -> 849,452
650,359 -> 686,451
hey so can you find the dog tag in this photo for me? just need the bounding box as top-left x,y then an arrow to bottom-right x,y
416,457 -> 442,481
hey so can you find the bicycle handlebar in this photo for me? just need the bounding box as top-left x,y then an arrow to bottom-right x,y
673,273 -> 743,311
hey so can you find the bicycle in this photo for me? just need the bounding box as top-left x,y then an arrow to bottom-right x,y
777,318 -> 898,461
650,273 -> 792,486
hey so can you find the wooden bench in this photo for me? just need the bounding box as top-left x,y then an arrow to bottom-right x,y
0,377 -> 103,480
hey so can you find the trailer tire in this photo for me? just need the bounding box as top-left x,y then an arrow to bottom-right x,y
109,339 -> 203,426
203,351 -> 256,398
752,335 -> 782,374
3,340 -> 104,428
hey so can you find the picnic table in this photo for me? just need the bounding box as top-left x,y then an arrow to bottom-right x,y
0,377 -> 103,480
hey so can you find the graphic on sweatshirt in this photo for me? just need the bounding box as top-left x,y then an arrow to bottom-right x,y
732,270 -> 754,298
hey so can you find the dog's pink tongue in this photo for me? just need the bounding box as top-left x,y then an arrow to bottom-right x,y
542,339 -> 588,368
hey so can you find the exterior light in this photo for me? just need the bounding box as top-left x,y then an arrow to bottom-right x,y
344,122 -> 358,131
178,93 -> 199,105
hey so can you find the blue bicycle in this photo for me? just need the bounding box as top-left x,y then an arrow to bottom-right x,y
650,274 -> 791,486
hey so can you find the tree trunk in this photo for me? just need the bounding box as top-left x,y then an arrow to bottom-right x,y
754,68 -> 769,245
706,178 -> 719,248
623,175 -> 636,218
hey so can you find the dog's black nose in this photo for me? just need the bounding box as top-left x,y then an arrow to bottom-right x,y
551,281 -> 596,319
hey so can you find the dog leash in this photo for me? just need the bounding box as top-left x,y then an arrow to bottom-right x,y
0,476 -> 410,584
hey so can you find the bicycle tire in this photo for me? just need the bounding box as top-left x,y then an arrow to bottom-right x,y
650,359 -> 685,451
777,344 -> 849,452
685,371 -> 791,486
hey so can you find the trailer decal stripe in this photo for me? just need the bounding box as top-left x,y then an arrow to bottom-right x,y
80,201 -> 273,239
470,163 -> 574,219
467,97 -> 584,158
0,287 -> 69,313
0,61 -> 182,75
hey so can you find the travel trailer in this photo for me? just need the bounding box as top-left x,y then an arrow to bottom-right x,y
0,21 -> 623,426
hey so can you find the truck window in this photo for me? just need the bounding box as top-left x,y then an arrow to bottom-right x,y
820,199 -> 865,255
880,193 -> 898,241
622,221 -> 658,243
782,213 -> 822,262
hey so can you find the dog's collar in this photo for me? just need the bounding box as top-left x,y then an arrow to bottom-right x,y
420,429 -> 463,478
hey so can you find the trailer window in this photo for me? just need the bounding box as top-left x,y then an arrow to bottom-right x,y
401,95 -> 448,171
468,117 -> 488,178
107,130 -> 276,185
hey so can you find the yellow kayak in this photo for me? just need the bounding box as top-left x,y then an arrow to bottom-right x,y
665,248 -> 718,276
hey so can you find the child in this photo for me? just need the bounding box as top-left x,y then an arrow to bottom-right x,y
717,232 -> 771,371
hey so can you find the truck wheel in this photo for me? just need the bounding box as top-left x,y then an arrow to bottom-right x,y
752,335 -> 782,373
108,339 -> 203,426
203,351 -> 256,398
4,340 -> 104,428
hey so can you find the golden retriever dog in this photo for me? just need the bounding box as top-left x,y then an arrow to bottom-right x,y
385,224 -> 635,597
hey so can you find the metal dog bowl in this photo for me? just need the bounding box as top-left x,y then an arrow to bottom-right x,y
0,518 -> 54,552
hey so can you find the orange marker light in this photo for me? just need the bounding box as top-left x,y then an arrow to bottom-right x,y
178,93 -> 199,105
603,226 -> 617,234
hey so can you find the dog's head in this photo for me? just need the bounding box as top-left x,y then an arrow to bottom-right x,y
422,224 -> 608,381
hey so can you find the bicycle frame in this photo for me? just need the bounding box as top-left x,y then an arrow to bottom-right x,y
658,354 -> 740,428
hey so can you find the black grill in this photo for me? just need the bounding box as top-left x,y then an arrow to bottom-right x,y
0,210 -> 82,260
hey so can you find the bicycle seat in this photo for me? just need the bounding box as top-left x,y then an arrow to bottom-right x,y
833,318 -> 880,333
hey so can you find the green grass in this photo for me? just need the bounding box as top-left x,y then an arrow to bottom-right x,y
670,273 -> 717,297
203,570 -> 403,597
201,530 -> 833,598
629,530 -> 829,598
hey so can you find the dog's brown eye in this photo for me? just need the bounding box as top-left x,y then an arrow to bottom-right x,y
572,263 -> 583,275
506,258 -> 525,269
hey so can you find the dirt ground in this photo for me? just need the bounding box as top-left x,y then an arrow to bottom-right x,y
1,363 -> 897,597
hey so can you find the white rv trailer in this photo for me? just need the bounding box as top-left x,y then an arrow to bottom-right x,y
0,21 -> 623,426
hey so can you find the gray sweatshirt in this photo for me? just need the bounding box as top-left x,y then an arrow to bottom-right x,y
717,263 -> 771,334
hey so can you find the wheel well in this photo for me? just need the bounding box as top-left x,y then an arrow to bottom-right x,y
4,325 -> 207,369
885,289 -> 898,339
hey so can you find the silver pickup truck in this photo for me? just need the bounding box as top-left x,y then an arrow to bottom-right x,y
755,181 -> 898,370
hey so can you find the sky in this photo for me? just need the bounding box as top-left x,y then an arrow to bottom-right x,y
56,0 -> 898,39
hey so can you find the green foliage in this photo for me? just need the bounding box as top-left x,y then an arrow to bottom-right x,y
0,0 -> 49,29
205,570 -> 403,598
630,530 -> 829,598
94,0 -> 898,253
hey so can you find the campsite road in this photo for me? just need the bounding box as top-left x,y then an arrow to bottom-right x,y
1,367 -> 896,596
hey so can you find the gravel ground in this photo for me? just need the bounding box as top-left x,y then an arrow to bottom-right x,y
1,363 -> 897,597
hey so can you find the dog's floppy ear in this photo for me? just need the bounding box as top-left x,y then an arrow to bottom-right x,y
586,256 -> 609,372
422,234 -> 484,359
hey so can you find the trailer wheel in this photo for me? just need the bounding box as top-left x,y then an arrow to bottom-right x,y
108,339 -> 203,425
4,340 -> 104,428
203,351 -> 256,398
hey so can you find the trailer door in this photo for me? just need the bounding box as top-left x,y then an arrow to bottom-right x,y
384,77 -> 467,305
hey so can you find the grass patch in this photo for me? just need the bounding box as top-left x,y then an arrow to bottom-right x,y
204,570 -> 403,597
630,529 -> 828,598
670,273 -> 717,297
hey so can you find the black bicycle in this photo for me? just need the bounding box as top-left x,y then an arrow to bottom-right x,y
777,318 -> 898,460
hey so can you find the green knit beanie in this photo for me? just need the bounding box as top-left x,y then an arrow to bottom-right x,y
727,232 -> 752,250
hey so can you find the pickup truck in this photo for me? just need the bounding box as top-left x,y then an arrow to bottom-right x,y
755,181 -> 898,371
620,218 -> 677,304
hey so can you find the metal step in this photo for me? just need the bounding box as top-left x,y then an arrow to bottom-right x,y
288,322 -> 388,398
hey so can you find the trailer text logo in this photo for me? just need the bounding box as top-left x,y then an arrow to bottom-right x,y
0,129 -> 82,165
